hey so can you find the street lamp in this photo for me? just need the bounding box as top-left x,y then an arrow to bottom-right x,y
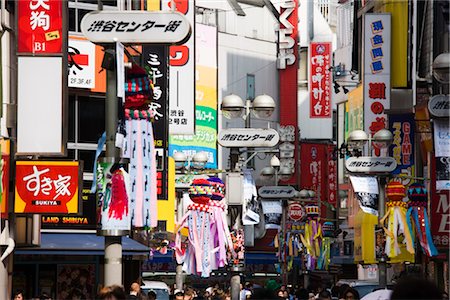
260,155 -> 293,183
221,93 -> 276,120
173,151 -> 209,173
432,52 -> 450,84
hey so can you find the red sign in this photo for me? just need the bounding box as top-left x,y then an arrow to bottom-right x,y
278,0 -> 299,186
327,144 -> 337,207
1,140 -> 10,219
431,157 -> 450,249
300,142 -> 331,218
15,161 -> 81,214
310,42 -> 332,118
288,203 -> 305,221
17,0 -> 63,54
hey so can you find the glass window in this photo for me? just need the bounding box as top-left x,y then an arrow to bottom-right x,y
79,150 -> 97,173
69,8 -> 76,32
68,95 -> 76,142
78,96 -> 105,143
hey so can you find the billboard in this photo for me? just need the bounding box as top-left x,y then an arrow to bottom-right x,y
15,161 -> 81,214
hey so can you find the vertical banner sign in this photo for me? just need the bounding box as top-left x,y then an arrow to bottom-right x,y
434,120 -> 450,157
17,0 -> 63,54
277,0 -> 299,185
169,24 -> 218,169
0,140 -> 10,219
363,14 -> 391,157
431,158 -> 450,249
68,38 -> 96,89
327,145 -> 337,207
300,143 -> 328,217
15,161 -> 80,214
389,114 -> 415,185
310,42 -> 332,118
162,0 -> 195,134
142,45 -> 169,199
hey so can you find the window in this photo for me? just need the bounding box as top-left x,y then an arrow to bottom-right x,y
196,7 -> 217,26
69,0 -> 118,33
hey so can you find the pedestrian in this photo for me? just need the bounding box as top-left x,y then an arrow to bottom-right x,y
128,282 -> 147,300
340,287 -> 359,300
13,290 -> 24,300
97,285 -> 127,300
184,287 -> 195,300
174,290 -> 184,300
390,276 -> 442,300
295,288 -> 309,300
318,290 -> 332,300
147,291 -> 157,300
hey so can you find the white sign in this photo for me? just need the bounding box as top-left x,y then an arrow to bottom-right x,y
428,95 -> 450,118
288,203 -> 305,222
363,14 -> 391,157
277,0 -> 296,69
163,0 -> 195,134
68,38 -> 95,89
345,156 -> 397,173
434,120 -> 450,157
258,186 -> 296,198
349,175 -> 379,216
116,42 -> 125,99
261,200 -> 282,229
218,128 -> 280,148
80,11 -> 191,44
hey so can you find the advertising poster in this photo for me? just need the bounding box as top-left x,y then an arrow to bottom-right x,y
261,200 -> 282,229
57,264 -> 95,300
169,23 -> 218,169
431,157 -> 450,248
436,157 -> 450,191
68,38 -> 96,89
389,114 -> 415,185
15,161 -> 80,214
434,120 -> 450,157
310,42 -> 332,118
349,176 -> 379,216
242,169 -> 260,226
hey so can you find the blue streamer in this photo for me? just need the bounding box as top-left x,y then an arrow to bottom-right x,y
423,208 -> 438,256
90,132 -> 106,193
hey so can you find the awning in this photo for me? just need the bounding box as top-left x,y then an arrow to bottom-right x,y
15,233 -> 150,256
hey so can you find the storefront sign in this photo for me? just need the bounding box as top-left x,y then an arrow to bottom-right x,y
278,0 -> 298,186
80,11 -> 191,44
389,114 -> 415,185
68,38 -> 96,89
431,157 -> 450,248
218,128 -> 279,148
428,95 -> 450,118
363,14 -> 391,156
310,42 -> 332,118
163,0 -> 195,134
288,203 -> 305,221
345,156 -> 397,173
434,120 -> 450,158
258,186 -> 296,198
327,144 -> 337,206
0,140 -> 10,219
277,0 -> 296,69
15,161 -> 81,214
17,0 -> 64,54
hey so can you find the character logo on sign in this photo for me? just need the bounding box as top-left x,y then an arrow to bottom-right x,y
315,44 -> 325,54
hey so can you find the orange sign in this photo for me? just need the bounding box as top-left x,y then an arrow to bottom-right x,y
1,139 -> 10,219
15,161 -> 81,214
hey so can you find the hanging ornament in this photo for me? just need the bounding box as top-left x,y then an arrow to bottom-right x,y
207,177 -> 234,270
380,181 -> 415,258
406,183 -> 438,257
317,221 -> 334,270
175,179 -> 213,277
300,204 -> 322,270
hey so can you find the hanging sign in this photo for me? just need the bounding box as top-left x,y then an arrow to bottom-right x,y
218,128 -> 279,148
68,38 -> 96,89
349,176 -> 379,216
80,11 -> 191,44
15,161 -> 81,214
389,114 -> 415,184
428,95 -> 450,118
288,203 -> 305,222
345,156 -> 397,173
434,120 -> 450,158
258,186 -> 296,198
310,42 -> 332,118
0,140 -> 10,219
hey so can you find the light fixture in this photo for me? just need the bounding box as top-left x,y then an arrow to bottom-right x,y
347,129 -> 369,149
260,166 -> 275,180
432,52 -> 450,84
298,189 -> 310,198
372,129 -> 393,149
252,94 -> 276,119
221,94 -> 245,119
191,151 -> 209,169
278,167 -> 292,181
270,155 -> 281,169
173,151 -> 187,170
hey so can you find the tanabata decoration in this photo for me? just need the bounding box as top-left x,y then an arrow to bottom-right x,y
380,181 -> 414,258
300,204 -> 322,270
317,221 -> 334,270
406,183 -> 438,257
175,179 -> 214,277
123,63 -> 158,228
207,177 -> 234,271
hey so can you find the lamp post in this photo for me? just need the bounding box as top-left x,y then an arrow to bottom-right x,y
172,151 -> 209,291
346,129 -> 394,288
221,93 -> 277,300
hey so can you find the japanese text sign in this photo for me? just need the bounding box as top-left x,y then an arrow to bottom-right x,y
15,161 -> 81,214
310,42 -> 332,118
258,186 -> 296,198
218,128 -> 279,148
162,0 -> 196,134
81,11 -> 191,44
17,0 -> 63,54
0,140 -> 10,219
363,14 -> 391,157
389,114 -> 415,185
431,157 -> 450,248
68,38 -> 96,89
345,156 -> 397,173
327,144 -> 337,206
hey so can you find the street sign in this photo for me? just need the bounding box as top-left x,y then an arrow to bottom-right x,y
345,156 -> 397,173
218,128 -> 279,148
288,203 -> 305,222
428,94 -> 449,118
258,186 -> 296,198
80,11 -> 191,44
